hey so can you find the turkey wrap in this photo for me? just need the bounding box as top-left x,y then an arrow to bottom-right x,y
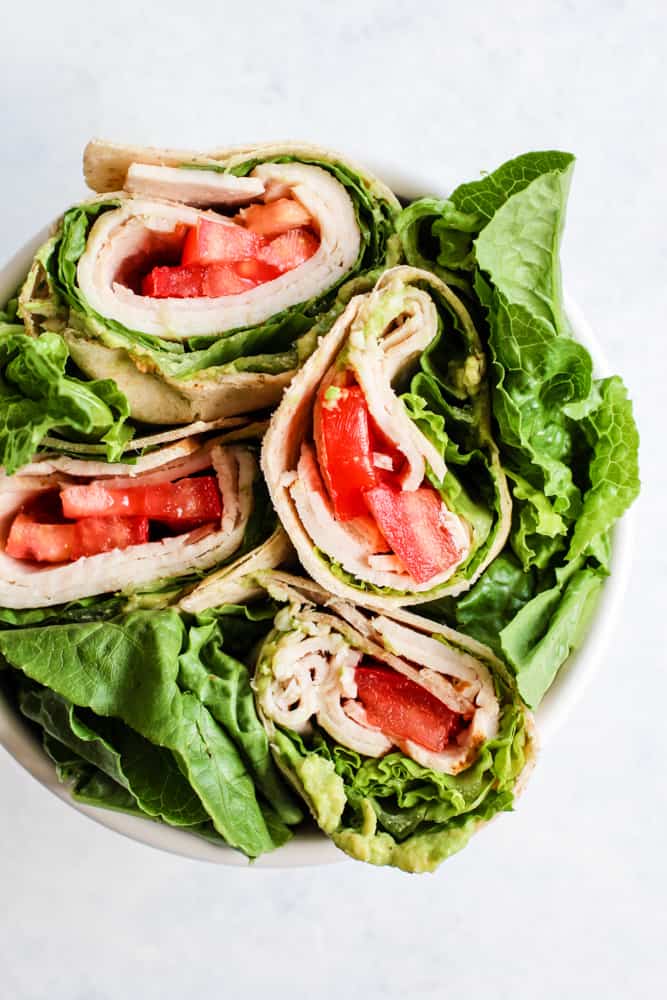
262,265 -> 511,609
253,572 -> 535,873
12,140 -> 400,431
0,419 -> 290,614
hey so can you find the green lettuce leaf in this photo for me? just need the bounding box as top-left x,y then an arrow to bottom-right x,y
20,685 -> 209,825
0,608 -> 299,857
500,559 -> 606,707
422,552 -> 537,656
271,698 -> 529,873
505,470 -> 567,572
397,151 -> 640,705
42,732 -> 145,814
0,593 -> 126,628
397,151 -> 575,288
0,327 -> 132,473
39,730 -> 250,844
567,376 -> 640,560
177,618 -> 302,825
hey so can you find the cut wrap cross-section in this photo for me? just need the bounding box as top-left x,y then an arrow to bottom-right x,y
262,266 -> 512,609
252,572 -> 535,873
0,433 -> 257,609
17,140 -> 401,425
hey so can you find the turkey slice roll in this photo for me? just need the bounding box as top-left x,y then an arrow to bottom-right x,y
16,140 -> 400,425
0,422 -> 289,611
253,572 -> 535,873
262,266 -> 511,609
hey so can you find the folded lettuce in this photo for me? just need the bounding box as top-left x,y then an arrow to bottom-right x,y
0,603 -> 302,857
400,152 -> 640,705
0,325 -> 132,474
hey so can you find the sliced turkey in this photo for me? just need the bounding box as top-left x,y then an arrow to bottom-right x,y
0,435 -> 257,609
76,161 -> 360,339
124,163 -> 265,206
254,573 -> 503,776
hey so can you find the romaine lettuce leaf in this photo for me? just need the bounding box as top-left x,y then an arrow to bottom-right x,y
505,470 -> 567,572
0,327 -> 132,473
20,685 -> 209,825
397,151 -> 575,285
567,376 -> 640,560
39,729 -> 254,845
0,608 -> 300,856
500,560 -> 606,707
396,151 -> 640,705
422,552 -> 537,655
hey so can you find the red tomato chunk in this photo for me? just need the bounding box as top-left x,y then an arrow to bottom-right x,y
258,228 -> 319,273
6,513 -> 148,563
201,265 -> 256,297
234,259 -> 281,282
139,202 -> 320,300
355,665 -> 462,752
181,218 -> 264,266
313,375 -> 462,583
61,477 -> 222,524
314,385 -> 380,520
141,265 -> 205,298
237,198 -> 312,237
363,485 -> 461,584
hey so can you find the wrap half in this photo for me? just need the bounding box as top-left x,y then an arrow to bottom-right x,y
17,140 -> 400,425
253,572 -> 535,873
0,420 -> 291,614
262,265 -> 511,609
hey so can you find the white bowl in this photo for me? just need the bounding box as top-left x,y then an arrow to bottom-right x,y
0,166 -> 634,867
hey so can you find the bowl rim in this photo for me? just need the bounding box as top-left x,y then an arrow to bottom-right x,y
0,161 -> 635,868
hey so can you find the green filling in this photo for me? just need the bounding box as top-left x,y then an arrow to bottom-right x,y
268,688 -> 528,873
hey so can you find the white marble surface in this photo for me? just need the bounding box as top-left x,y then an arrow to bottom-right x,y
1,2 -> 665,997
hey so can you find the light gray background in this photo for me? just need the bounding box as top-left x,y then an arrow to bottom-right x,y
1,2 -> 665,997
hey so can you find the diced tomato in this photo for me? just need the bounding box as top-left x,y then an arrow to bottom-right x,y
355,664 -> 462,752
237,198 -> 312,237
5,512 -> 148,563
313,379 -> 404,520
314,384 -> 379,520
258,228 -> 319,274
362,485 -> 462,584
233,259 -> 280,283
141,262 -> 257,298
141,265 -> 204,298
181,218 -> 264,266
60,476 -> 222,524
201,265 -> 256,297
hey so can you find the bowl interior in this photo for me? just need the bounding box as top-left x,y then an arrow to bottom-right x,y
0,164 -> 634,867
